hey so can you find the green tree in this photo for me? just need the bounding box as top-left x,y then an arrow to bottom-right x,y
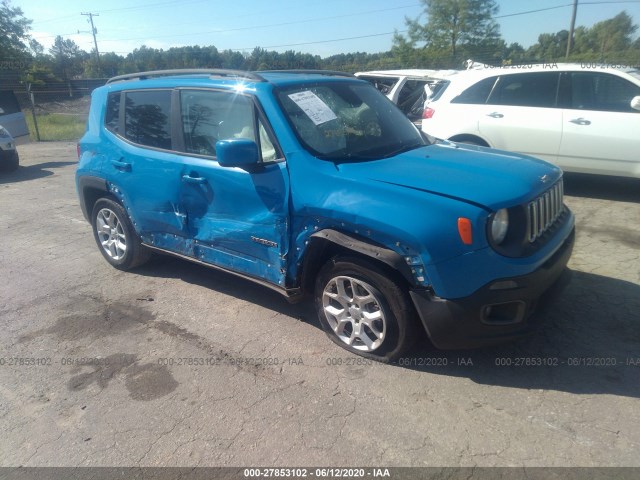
391,31 -> 419,66
85,51 -> 123,78
590,11 -> 637,58
405,0 -> 501,63
527,11 -> 639,63
527,31 -> 569,60
49,36 -> 87,80
0,0 -> 32,63
22,64 -> 57,86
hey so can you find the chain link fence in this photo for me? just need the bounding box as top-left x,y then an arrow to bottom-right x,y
2,78 -> 107,142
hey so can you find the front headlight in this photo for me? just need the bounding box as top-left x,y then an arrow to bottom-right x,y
0,127 -> 11,139
490,208 -> 509,245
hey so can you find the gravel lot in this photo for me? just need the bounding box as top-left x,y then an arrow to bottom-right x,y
1,142 -> 639,469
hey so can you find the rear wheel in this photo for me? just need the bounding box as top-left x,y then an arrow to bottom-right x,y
315,257 -> 418,362
91,198 -> 151,270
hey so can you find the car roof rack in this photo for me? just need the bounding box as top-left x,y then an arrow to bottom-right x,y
260,69 -> 354,78
107,69 -> 266,84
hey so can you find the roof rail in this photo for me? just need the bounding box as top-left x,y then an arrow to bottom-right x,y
260,69 -> 354,78
106,69 -> 266,84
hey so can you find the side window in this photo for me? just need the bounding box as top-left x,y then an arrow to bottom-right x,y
488,73 -> 560,108
452,77 -> 497,104
124,90 -> 172,149
180,89 -> 278,161
105,92 -> 120,133
569,72 -> 640,113
0,91 -> 21,116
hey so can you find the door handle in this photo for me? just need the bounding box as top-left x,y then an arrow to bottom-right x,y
182,174 -> 207,185
569,118 -> 591,125
111,159 -> 131,171
487,112 -> 504,118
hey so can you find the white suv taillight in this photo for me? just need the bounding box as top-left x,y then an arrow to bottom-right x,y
422,107 -> 435,119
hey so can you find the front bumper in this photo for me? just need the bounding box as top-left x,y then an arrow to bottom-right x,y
0,147 -> 18,165
410,228 -> 575,349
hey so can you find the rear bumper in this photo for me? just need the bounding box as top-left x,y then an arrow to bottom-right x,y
410,228 -> 574,349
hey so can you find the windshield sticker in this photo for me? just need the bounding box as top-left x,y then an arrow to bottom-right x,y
288,91 -> 338,125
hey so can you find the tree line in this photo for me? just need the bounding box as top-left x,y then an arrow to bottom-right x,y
1,0 -> 639,86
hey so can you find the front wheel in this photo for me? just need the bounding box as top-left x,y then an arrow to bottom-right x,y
315,257 -> 418,362
91,198 -> 151,270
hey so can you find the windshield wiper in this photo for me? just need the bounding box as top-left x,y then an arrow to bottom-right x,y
375,141 -> 426,158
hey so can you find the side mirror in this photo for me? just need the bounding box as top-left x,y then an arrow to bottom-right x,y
630,96 -> 640,111
216,139 -> 260,168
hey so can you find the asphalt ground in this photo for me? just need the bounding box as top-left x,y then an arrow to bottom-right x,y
0,142 -> 639,469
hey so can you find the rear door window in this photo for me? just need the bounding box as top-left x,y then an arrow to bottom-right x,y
124,90 -> 172,149
487,73 -> 560,108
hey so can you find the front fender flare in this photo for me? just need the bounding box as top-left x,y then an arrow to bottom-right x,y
302,229 -> 416,288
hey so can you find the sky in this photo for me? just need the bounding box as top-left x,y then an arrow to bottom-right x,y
16,0 -> 640,59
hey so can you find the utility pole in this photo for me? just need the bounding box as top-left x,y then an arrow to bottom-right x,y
81,12 -> 101,75
565,0 -> 578,58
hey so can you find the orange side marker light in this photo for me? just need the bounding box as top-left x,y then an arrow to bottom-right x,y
458,218 -> 473,245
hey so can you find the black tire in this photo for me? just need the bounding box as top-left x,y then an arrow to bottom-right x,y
315,256 -> 418,362
91,197 -> 151,270
1,151 -> 19,172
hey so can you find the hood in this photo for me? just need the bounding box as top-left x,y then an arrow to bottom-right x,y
337,142 -> 562,210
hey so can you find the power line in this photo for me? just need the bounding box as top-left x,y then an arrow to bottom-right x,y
96,4 -> 420,44
29,0 -> 640,57
497,0 -> 640,19
238,31 -> 408,52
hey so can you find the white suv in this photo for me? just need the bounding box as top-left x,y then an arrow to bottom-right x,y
421,64 -> 640,178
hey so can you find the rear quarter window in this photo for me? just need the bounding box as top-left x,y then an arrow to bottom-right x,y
451,77 -> 497,104
105,92 -> 120,133
124,90 -> 172,149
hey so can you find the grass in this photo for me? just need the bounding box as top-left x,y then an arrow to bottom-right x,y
25,113 -> 87,141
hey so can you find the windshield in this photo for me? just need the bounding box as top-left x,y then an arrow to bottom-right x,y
277,82 -> 426,161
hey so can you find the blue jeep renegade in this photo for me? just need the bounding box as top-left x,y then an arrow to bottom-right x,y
77,69 -> 574,361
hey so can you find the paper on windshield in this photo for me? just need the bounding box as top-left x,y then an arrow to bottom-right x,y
288,91 -> 337,125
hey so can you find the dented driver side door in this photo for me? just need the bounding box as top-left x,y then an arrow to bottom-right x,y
177,88 -> 290,287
